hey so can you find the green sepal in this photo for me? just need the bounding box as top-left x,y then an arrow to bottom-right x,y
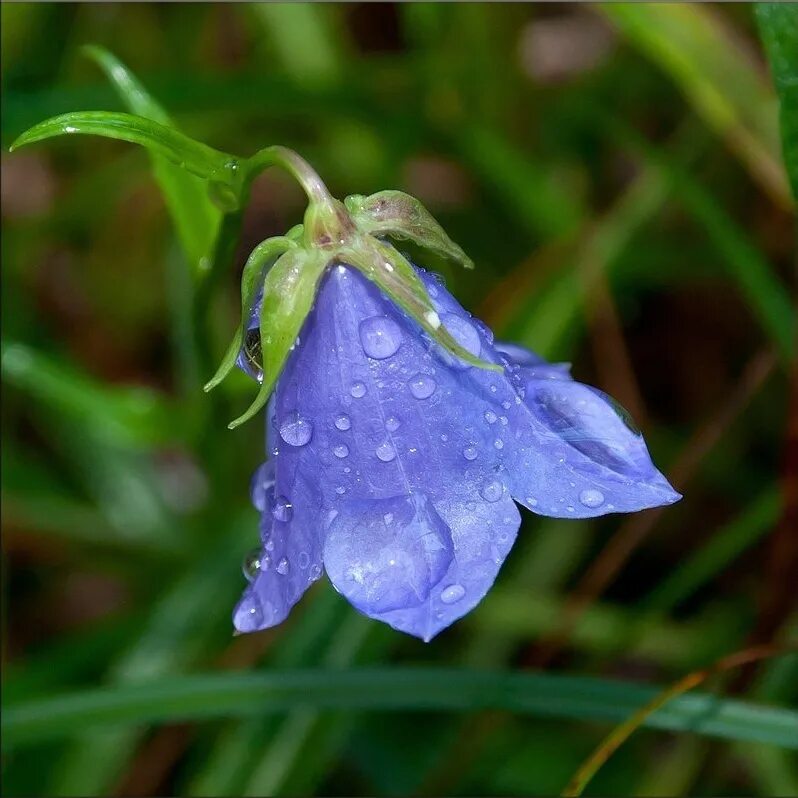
204,236 -> 298,393
227,247 -> 328,429
342,237 -> 502,373
346,190 -> 474,270
10,111 -> 242,192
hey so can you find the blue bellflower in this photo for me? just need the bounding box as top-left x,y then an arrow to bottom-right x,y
234,262 -> 680,641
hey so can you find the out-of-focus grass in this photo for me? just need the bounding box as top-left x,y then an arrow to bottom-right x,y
2,4 -> 795,797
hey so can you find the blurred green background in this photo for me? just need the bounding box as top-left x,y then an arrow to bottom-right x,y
2,3 -> 796,796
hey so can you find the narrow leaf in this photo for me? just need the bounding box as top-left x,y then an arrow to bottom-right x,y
83,45 -> 222,274
10,111 -> 241,190
756,3 -> 798,201
600,3 -> 791,209
204,236 -> 297,392
4,668 -> 797,749
227,248 -> 328,429
344,238 -> 502,373
346,190 -> 475,269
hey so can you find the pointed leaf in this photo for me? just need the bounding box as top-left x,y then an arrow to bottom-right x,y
342,237 -> 502,373
205,236 -> 297,392
346,190 -> 474,269
227,248 -> 328,429
10,111 -> 242,190
83,46 -> 222,275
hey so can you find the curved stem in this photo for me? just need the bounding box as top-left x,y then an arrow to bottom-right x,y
245,145 -> 334,207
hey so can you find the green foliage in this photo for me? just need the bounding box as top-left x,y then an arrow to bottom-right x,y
2,5 -> 795,797
757,3 -> 798,201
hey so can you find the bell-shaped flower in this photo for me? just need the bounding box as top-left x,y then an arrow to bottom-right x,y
233,258 -> 679,641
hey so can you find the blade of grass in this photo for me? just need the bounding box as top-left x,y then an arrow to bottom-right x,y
83,45 -> 222,278
561,645 -> 796,797
599,3 -> 791,209
757,3 -> 798,201
5,668 -> 797,750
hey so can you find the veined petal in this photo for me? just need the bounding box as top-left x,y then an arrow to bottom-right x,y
416,270 -> 681,518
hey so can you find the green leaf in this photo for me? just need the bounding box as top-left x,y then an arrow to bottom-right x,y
10,111 -> 242,191
4,669 -> 797,750
227,247 -> 328,429
757,3 -> 798,201
600,3 -> 791,209
204,236 -> 298,392
343,237 -> 502,373
346,190 -> 475,269
83,46 -> 223,276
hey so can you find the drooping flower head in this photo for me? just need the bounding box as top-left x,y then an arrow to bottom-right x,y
207,153 -> 681,641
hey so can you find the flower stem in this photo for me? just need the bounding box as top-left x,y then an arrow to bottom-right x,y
246,145 -> 334,208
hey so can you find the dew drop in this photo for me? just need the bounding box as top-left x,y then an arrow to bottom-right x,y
526,496 -> 539,507
480,480 -> 503,503
484,410 -> 498,424
277,557 -> 290,575
494,439 -> 504,450
409,374 -> 436,399
385,416 -> 400,432
309,564 -> 322,581
441,584 -> 466,604
242,548 -> 262,582
250,461 -> 275,511
334,413 -> 351,431
350,381 -> 366,398
333,443 -> 349,459
463,445 -> 478,461
298,551 -> 310,569
279,411 -> 313,447
335,485 -> 347,495
273,496 -> 293,522
359,316 -> 403,359
376,442 -> 396,462
579,488 -> 605,508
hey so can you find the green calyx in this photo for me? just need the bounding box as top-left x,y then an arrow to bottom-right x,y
10,95 -> 499,429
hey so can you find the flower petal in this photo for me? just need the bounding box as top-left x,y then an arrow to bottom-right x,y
345,492 -> 520,641
418,270 -> 681,518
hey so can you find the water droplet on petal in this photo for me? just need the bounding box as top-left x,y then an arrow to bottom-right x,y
484,410 -> 497,424
279,411 -> 313,447
359,316 -> 403,359
480,480 -> 503,503
335,413 -> 351,431
333,443 -> 349,459
350,381 -> 366,398
309,564 -> 322,581
273,496 -> 293,522
385,416 -> 400,432
463,445 -> 478,461
298,551 -> 310,568
494,439 -> 504,450
277,557 -> 290,575
376,442 -> 396,462
242,548 -> 262,581
250,461 -> 275,511
409,374 -> 436,399
579,488 -> 605,508
441,584 -> 465,604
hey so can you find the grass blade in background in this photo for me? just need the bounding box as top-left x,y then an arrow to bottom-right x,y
4,669 -> 797,750
599,3 -> 791,209
84,46 -> 223,278
757,3 -> 798,201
